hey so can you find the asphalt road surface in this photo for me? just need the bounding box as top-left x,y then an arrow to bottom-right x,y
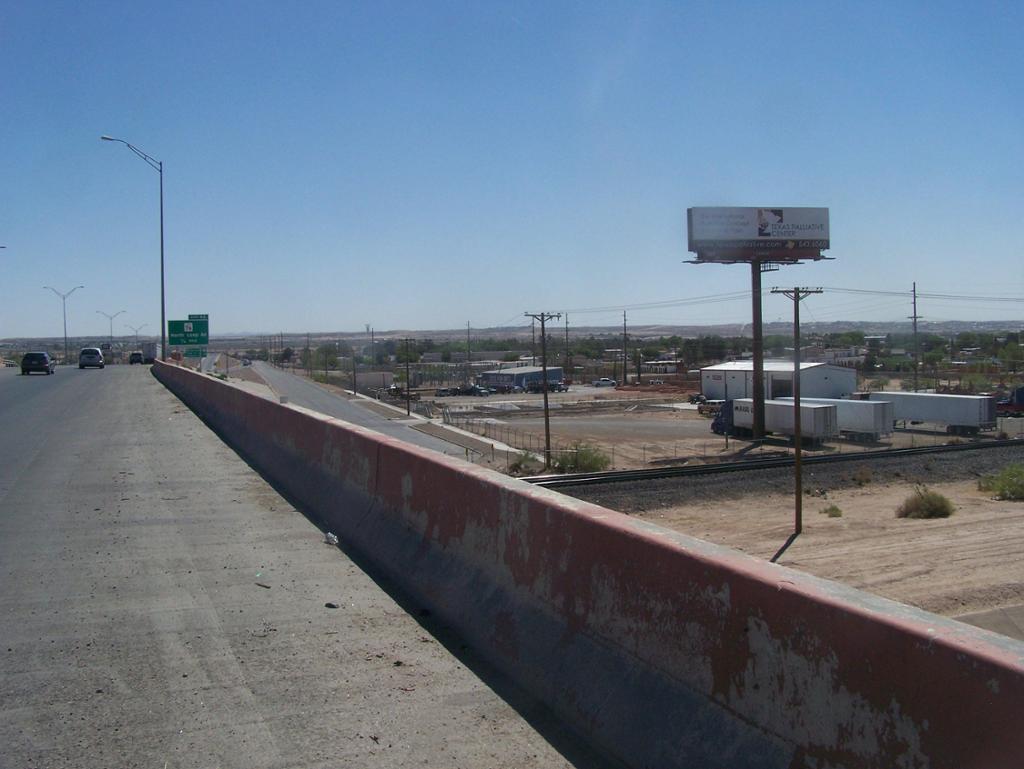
252,361 -> 463,457
0,365 -> 600,769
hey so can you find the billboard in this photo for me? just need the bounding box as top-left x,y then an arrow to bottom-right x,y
687,207 -> 829,253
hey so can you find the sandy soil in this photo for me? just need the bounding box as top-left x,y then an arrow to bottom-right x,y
636,479 -> 1024,618
464,405 -> 968,469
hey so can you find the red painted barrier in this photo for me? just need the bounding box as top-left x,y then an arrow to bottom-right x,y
154,362 -> 1024,768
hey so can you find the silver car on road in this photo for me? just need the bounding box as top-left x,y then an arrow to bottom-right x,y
78,347 -> 105,369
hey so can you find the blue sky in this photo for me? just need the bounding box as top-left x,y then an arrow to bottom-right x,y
2,1 -> 1022,339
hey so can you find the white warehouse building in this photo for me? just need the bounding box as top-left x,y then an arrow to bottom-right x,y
700,360 -> 857,401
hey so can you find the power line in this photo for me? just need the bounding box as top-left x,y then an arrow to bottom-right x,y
562,291 -> 751,315
565,286 -> 1023,318
821,286 -> 1024,303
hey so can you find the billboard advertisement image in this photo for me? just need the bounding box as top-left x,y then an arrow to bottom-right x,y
687,207 -> 829,252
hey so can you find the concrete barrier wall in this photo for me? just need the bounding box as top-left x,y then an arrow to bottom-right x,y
154,362 -> 1024,768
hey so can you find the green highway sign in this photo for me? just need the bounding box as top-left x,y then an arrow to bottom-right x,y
188,314 -> 208,321
184,348 -> 207,358
168,318 -> 209,346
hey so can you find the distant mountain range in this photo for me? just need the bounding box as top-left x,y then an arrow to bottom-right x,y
5,319 -> 1022,347
367,319 -> 1024,341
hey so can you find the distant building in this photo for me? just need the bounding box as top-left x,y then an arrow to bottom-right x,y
640,359 -> 682,375
420,350 -> 528,364
355,370 -> 394,389
700,360 -> 857,400
797,346 -> 865,368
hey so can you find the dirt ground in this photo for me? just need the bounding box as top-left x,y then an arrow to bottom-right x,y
635,479 -> 1024,618
459,401 -> 989,469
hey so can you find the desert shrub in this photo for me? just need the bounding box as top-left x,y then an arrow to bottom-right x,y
553,443 -> 611,473
867,378 -> 889,390
896,486 -> 954,519
852,467 -> 873,486
978,464 -> 1024,501
820,504 -> 843,518
507,451 -> 542,476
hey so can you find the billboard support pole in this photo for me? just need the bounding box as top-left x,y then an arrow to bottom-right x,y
751,260 -> 766,440
686,207 -> 831,452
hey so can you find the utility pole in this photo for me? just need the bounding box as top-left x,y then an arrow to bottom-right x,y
564,314 -> 570,378
910,282 -> 921,392
771,287 -> 822,537
403,338 -> 414,415
622,311 -> 628,385
531,318 -> 536,366
525,312 -> 562,469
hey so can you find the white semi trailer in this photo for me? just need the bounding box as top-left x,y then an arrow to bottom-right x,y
867,392 -> 997,435
712,398 -> 838,442
779,397 -> 894,441
142,342 -> 161,364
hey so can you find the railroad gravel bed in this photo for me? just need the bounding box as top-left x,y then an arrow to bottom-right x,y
565,442 -> 1024,514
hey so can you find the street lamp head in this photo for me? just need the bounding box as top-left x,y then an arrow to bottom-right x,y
101,133 -> 164,361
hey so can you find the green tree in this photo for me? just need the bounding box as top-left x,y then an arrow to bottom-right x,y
700,336 -> 728,361
999,341 -> 1023,372
955,332 -> 978,351
395,345 -> 420,364
315,344 -> 338,370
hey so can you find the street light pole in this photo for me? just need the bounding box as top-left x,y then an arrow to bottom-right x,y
97,310 -> 126,355
44,286 -> 84,365
126,323 -> 147,349
101,135 -> 166,361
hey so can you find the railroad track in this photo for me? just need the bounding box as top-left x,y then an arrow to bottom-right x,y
522,437 -> 1024,488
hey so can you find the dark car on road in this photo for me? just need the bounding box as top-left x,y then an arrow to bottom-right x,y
21,351 -> 55,375
129,351 -> 144,365
526,380 -> 569,394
